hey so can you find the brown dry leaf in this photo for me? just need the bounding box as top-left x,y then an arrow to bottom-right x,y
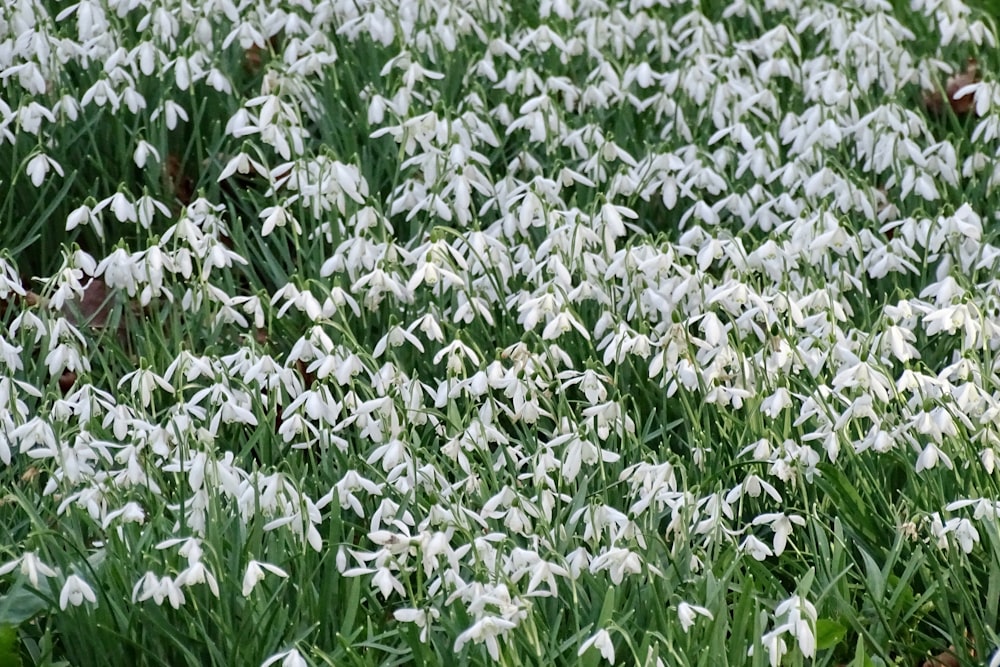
922,646 -> 960,667
923,88 -> 945,116
0,288 -> 39,320
243,44 -> 264,75
63,278 -> 114,329
946,58 -> 980,116
296,358 -> 315,389
922,633 -> 977,667
164,152 -> 195,207
61,278 -> 145,354
242,34 -> 282,75
59,370 -> 77,394
924,58 -> 981,118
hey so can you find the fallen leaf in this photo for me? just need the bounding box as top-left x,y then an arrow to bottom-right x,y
243,44 -> 264,75
923,58 -> 981,118
922,646 -> 960,667
63,278 -> 113,329
59,371 -> 77,394
945,58 -> 980,116
164,153 -> 195,207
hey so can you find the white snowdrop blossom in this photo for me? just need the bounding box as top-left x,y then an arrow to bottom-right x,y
0,552 -> 57,587
915,441 -> 953,473
578,628 -> 616,663
677,602 -> 713,632
751,513 -> 806,556
776,595 -> 817,659
26,153 -> 64,187
133,140 -> 161,168
242,560 -> 289,597
260,648 -> 307,667
60,574 -> 97,610
454,616 -> 517,661
751,595 -> 816,665
118,367 -> 174,408
393,607 -> 440,643
749,628 -> 788,667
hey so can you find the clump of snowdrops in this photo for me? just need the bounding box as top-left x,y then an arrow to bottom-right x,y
2,0 -> 1000,665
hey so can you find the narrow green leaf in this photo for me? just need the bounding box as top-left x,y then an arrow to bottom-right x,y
597,587 -> 616,628
340,575 -> 361,638
850,635 -> 876,667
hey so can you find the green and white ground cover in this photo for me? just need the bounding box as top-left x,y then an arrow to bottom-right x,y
2,0 -> 1000,665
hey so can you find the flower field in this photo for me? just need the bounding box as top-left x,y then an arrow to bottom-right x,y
2,0 -> 1000,665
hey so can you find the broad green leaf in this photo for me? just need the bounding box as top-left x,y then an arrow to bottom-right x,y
0,624 -> 22,667
0,580 -> 48,627
815,618 -> 847,651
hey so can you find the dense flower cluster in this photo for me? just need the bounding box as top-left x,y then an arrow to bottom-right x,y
2,0 -> 1000,664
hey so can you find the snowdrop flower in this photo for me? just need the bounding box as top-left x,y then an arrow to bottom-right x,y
774,595 -> 817,659
946,498 -> 1000,521
760,387 -> 793,418
26,153 -> 64,187
17,101 -> 55,136
153,577 -> 184,609
96,247 -> 143,296
59,574 -> 97,610
0,430 -> 11,467
133,139 -> 160,168
541,310 -> 591,341
0,259 -> 25,300
752,513 -> 806,556
260,648 -> 307,667
218,152 -> 267,181
373,325 -> 425,358
0,338 -> 23,375
454,616 -> 517,661
260,205 -> 301,236
118,367 -> 175,409
393,607 -> 440,643
242,560 -> 289,597
132,573 -> 185,609
321,470 -> 384,518
155,537 -> 204,564
578,628 -> 615,663
150,100 -> 189,130
519,557 -> 569,597
176,560 -> 220,597
0,552 -> 57,587
726,474 -> 782,504
677,602 -> 713,632
557,369 -> 610,404
101,502 -> 146,529
739,534 -> 774,561
135,195 -> 171,230
589,547 -> 642,585
942,517 -> 980,553
915,442 -> 953,473
748,628 -> 788,667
